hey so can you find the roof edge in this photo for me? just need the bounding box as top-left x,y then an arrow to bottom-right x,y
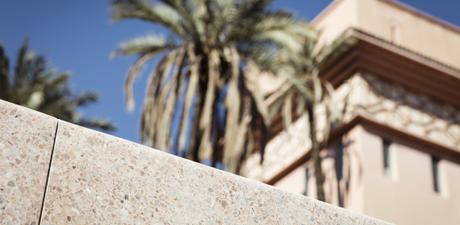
378,0 -> 460,35
311,0 -> 344,26
312,0 -> 460,35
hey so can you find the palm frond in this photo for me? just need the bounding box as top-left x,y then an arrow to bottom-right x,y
176,44 -> 198,150
77,118 -> 116,132
282,90 -> 293,129
112,0 -> 189,37
140,52 -> 178,143
13,39 -> 29,90
243,61 -> 270,125
197,49 -> 219,161
280,67 -> 314,100
158,0 -> 200,39
123,51 -> 158,111
113,34 -> 175,56
26,90 -> 44,109
154,49 -> 183,149
236,0 -> 273,20
1,41 -> 115,132
73,92 -> 99,107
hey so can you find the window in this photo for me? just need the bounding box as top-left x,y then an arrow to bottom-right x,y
390,23 -> 401,43
431,156 -> 441,194
335,140 -> 345,207
303,167 -> 309,196
382,138 -> 392,176
335,140 -> 344,181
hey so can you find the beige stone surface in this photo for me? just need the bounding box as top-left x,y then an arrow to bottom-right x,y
0,100 -> 57,225
272,123 -> 460,225
40,120 -> 389,225
313,0 -> 460,70
359,129 -> 460,225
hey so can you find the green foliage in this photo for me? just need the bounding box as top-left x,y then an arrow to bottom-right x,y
0,40 -> 115,132
111,0 -> 317,173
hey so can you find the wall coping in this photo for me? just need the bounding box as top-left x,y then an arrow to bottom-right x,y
0,100 -> 391,225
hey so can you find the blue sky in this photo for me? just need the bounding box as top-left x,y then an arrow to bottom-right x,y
1,0 -> 459,142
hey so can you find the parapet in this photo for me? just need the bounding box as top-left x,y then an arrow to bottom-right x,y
0,100 -> 391,225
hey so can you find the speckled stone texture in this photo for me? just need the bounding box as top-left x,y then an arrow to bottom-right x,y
40,120 -> 391,225
0,100 -> 57,225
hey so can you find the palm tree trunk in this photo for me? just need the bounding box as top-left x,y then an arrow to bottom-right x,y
190,90 -> 205,162
307,103 -> 326,202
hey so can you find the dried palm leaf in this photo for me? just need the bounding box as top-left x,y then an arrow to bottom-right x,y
198,49 -> 220,161
124,52 -> 157,111
178,45 -> 201,153
156,48 -> 185,149
140,53 -> 175,143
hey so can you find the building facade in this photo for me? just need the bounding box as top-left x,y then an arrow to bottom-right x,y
244,1 -> 460,224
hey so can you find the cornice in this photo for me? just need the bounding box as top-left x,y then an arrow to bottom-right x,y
320,28 -> 460,109
265,115 -> 460,185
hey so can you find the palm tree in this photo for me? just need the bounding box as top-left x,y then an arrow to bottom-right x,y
0,40 -> 115,132
263,35 -> 344,201
111,0 -> 316,173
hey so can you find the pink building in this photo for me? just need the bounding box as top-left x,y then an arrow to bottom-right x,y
244,1 -> 460,224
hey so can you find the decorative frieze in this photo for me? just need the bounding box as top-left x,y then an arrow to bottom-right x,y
245,73 -> 460,182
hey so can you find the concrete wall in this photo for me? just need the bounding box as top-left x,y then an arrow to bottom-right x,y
273,125 -> 460,225
312,0 -> 359,48
360,127 -> 460,225
0,100 -> 390,225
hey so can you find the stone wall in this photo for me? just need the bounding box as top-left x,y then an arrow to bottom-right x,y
0,100 -> 390,225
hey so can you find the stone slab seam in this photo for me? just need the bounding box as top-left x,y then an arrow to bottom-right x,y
37,121 -> 59,225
